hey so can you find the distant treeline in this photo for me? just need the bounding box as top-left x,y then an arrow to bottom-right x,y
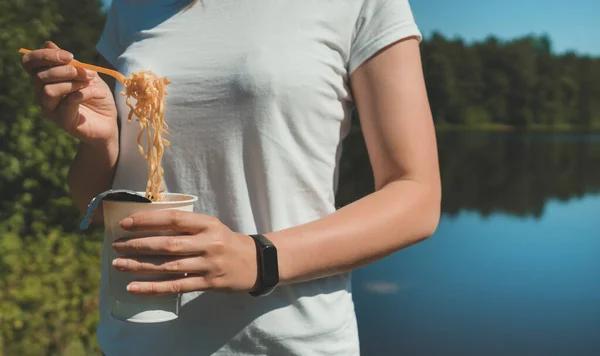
421,33 -> 600,130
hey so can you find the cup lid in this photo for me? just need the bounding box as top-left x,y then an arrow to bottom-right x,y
79,189 -> 151,230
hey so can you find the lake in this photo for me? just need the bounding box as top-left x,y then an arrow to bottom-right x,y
350,132 -> 600,356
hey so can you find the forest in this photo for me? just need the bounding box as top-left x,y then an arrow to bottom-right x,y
422,33 -> 600,130
1,0 -> 599,355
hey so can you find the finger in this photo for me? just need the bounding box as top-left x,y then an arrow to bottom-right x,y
120,210 -> 216,233
112,235 -> 203,256
52,84 -> 107,128
36,80 -> 91,113
21,48 -> 74,75
112,255 -> 207,274
44,40 -> 60,50
35,65 -> 93,85
127,275 -> 214,295
26,41 -> 62,75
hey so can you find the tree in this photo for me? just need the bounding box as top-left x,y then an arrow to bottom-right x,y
420,33 -> 600,129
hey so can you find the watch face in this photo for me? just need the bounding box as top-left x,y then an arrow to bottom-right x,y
262,244 -> 279,287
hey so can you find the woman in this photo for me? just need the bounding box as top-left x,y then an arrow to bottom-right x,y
21,0 -> 441,354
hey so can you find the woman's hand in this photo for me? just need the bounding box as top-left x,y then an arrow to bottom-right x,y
21,41 -> 118,148
112,211 -> 258,295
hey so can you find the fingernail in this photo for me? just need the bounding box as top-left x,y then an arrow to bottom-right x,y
120,218 -> 133,228
112,258 -> 123,268
86,69 -> 96,79
58,51 -> 74,62
127,284 -> 139,292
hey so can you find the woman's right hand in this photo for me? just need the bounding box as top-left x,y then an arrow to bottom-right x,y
21,41 -> 118,148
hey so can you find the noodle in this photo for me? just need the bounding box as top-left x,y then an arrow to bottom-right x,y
121,71 -> 171,202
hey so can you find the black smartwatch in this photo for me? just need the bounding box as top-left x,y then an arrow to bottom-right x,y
248,234 -> 279,297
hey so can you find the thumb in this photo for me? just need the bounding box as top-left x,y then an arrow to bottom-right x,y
44,41 -> 60,50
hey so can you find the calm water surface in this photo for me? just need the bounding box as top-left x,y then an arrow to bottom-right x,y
351,132 -> 600,356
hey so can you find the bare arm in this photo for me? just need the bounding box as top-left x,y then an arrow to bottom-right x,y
66,55 -> 119,223
268,37 -> 441,284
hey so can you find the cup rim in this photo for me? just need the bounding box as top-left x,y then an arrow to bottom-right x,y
105,192 -> 198,205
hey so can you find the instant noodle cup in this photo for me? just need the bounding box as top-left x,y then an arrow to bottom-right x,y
81,190 -> 198,323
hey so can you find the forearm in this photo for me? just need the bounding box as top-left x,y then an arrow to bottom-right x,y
67,138 -> 119,222
267,179 -> 441,285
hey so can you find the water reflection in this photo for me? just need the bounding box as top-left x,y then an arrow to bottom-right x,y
437,132 -> 600,218
361,280 -> 406,294
337,131 -> 600,217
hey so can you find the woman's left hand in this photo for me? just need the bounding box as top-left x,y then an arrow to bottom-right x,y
112,210 -> 258,295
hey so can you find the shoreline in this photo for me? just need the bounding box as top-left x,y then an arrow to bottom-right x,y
435,124 -> 600,134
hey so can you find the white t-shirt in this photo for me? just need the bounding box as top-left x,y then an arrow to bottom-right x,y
96,1 -> 421,355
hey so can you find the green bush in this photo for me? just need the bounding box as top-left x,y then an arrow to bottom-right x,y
0,1 -> 105,354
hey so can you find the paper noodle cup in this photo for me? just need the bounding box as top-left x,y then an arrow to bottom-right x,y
102,192 -> 198,323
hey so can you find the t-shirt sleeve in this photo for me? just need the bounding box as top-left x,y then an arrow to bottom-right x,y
96,1 -> 123,67
349,0 -> 422,74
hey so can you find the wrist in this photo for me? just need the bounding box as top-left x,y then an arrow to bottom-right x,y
79,133 -> 119,162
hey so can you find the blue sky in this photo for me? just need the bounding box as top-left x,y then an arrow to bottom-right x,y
101,0 -> 599,56
410,0 -> 599,56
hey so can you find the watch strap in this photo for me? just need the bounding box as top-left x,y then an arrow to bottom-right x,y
248,234 -> 279,297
